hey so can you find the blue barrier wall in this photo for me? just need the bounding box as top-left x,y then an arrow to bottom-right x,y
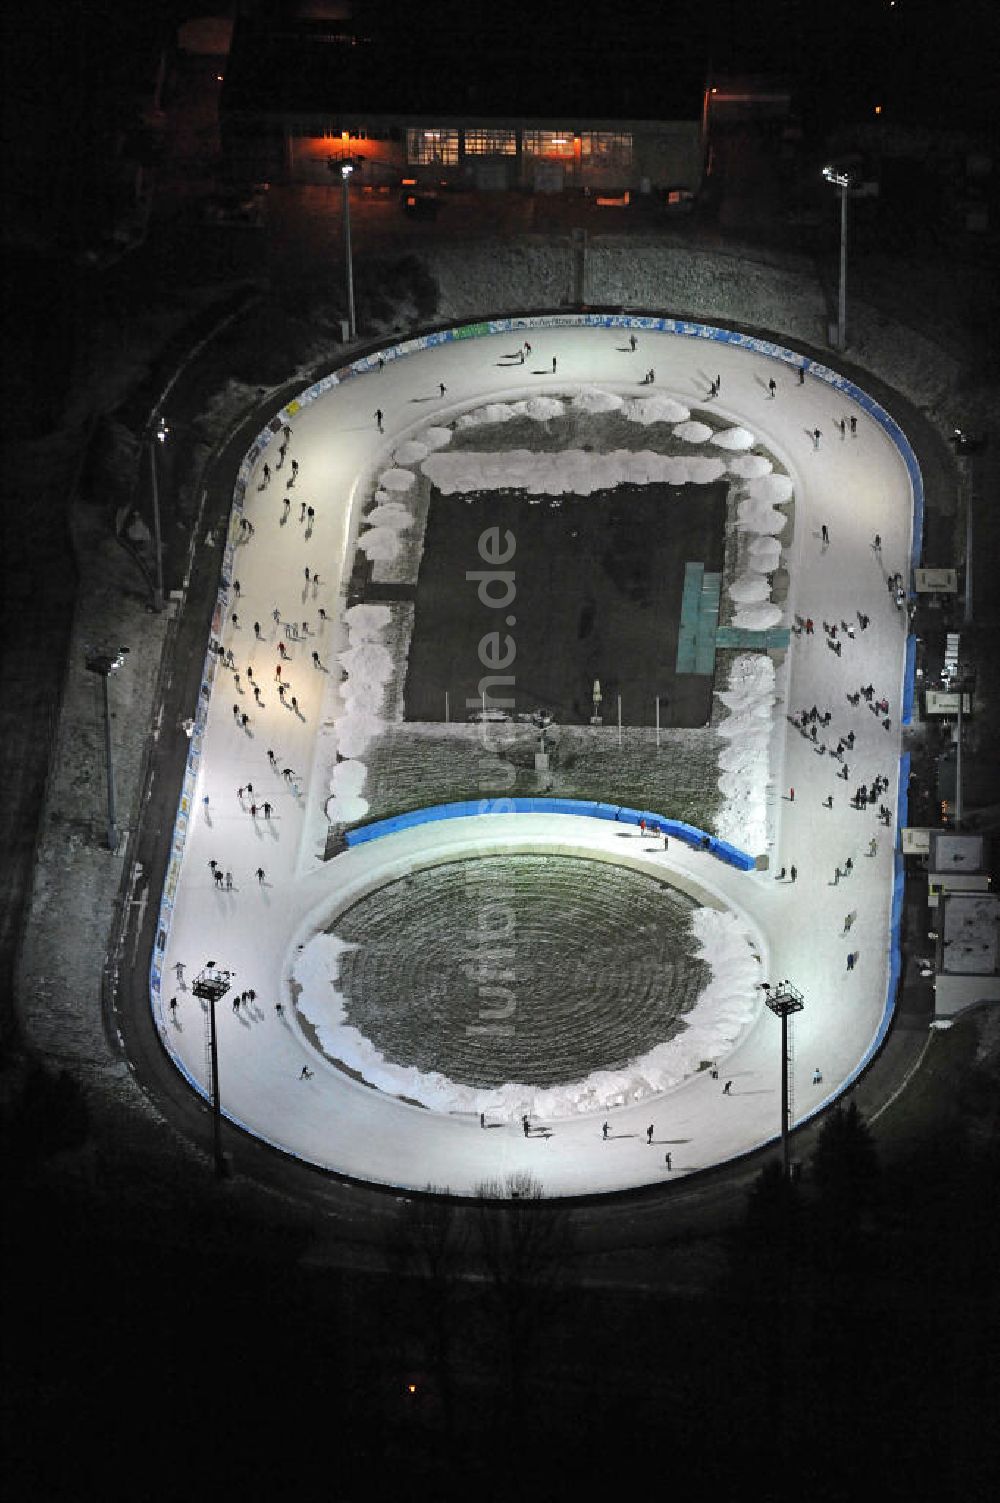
344,797 -> 756,871
902,635 -> 917,726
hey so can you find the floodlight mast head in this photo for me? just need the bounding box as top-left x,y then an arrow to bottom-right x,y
341,162 -> 353,180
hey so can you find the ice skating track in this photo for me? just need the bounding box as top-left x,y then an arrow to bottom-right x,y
152,315 -> 918,1197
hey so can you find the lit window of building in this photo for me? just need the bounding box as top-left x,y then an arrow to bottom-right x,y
522,130 -> 576,158
464,128 -> 517,156
406,128 -> 459,165
581,131 -> 633,166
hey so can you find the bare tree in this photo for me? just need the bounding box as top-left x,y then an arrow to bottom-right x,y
474,1172 -> 574,1427
389,1186 -> 472,1438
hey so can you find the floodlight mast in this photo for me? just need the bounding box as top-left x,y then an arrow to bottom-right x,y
342,164 -> 356,340
85,645 -> 129,851
191,963 -> 233,1177
765,980 -> 805,1178
822,165 -> 854,352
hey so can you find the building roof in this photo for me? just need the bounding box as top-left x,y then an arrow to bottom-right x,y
223,2 -> 707,124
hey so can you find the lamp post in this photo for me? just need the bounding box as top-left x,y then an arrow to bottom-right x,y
822,165 -> 854,352
148,414 -> 168,611
764,979 -> 805,1179
85,645 -> 129,851
191,962 -> 234,1178
950,428 -> 988,627
341,163 -> 356,340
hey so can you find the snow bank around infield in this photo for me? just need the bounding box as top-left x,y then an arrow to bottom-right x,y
331,604 -> 394,769
712,426 -> 756,452
673,419 -> 714,444
421,448 -> 727,495
456,397 -> 566,429
291,907 -> 761,1118
324,760 -> 369,823
625,395 -> 691,424
713,654 -> 776,854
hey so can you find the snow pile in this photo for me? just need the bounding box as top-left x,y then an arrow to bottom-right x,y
728,453 -> 774,478
365,500 -> 412,530
713,653 -> 776,854
456,402 -> 519,429
686,456 -> 728,486
735,471 -> 794,538
457,397 -> 566,430
293,933 -> 359,1055
521,396 -> 566,421
748,535 -> 782,567
378,467 -> 416,493
357,527 -> 400,562
335,604 -> 394,758
736,494 -> 787,536
624,395 -> 691,424
711,426 -> 756,452
291,905 -> 761,1118
393,439 -> 430,465
342,603 -> 392,640
422,426 -> 453,450
324,759 -> 369,824
422,448 -> 727,496
732,602 -> 783,630
728,573 -> 771,604
339,641 -> 394,693
359,471 -> 416,560
673,419 -> 714,444
571,386 -> 624,413
747,473 -> 794,505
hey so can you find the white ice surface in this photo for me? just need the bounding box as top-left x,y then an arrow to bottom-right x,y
161,322 -> 914,1196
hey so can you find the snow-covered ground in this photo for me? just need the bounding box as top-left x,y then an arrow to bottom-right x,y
160,322 -> 913,1195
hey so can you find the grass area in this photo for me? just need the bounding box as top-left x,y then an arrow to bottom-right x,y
355,721 -> 722,832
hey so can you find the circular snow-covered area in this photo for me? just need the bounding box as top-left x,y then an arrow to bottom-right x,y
393,440 -> 430,465
712,426 -> 756,452
293,854 -> 762,1118
422,426 -> 453,450
327,856 -> 706,1090
378,467 -> 416,493
673,420 -> 714,444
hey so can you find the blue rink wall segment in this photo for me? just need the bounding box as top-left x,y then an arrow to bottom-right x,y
902,635 -> 917,726
344,798 -> 756,871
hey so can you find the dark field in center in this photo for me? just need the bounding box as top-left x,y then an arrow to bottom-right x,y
404,480 -> 726,726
